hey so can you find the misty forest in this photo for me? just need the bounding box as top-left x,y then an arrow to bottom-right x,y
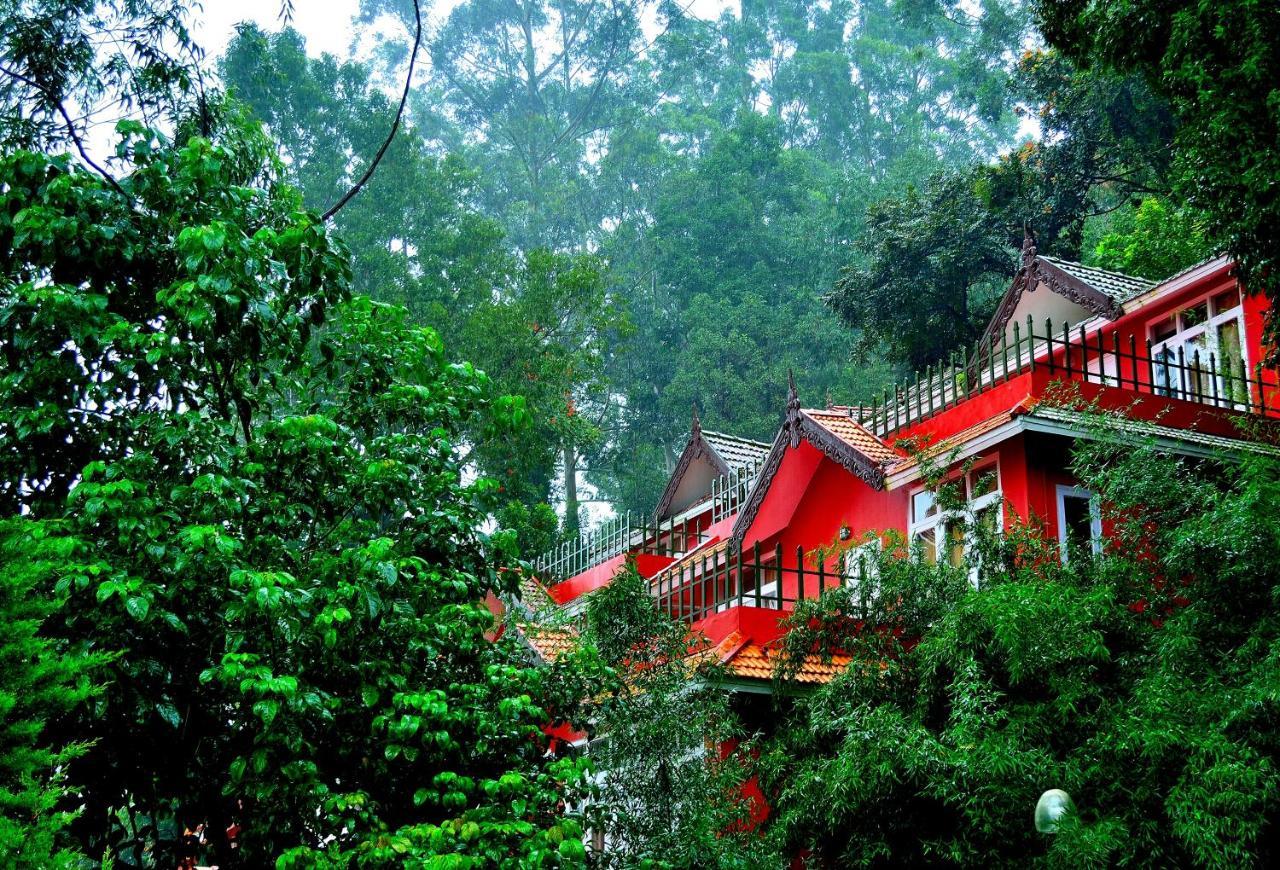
3,0 -> 1280,866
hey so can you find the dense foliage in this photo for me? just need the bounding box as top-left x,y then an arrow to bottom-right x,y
0,115 -> 599,864
759,424 -> 1280,866
224,0 -> 1037,518
5,0 -> 1280,866
1036,0 -> 1280,316
577,567 -> 764,868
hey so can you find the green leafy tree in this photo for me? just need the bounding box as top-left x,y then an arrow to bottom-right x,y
829,49 -> 1177,368
221,26 -> 631,543
1036,0 -> 1280,323
1090,197 -> 1211,280
577,565 -> 767,867
0,520 -> 107,866
0,113 -> 595,864
759,419 -> 1280,866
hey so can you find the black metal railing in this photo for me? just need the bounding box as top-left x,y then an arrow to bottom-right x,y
855,315 -> 1280,439
534,463 -> 771,582
651,541 -> 875,625
534,513 -> 713,582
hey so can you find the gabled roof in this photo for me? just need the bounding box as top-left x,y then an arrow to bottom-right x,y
1039,256 -> 1155,304
982,234 -> 1154,348
730,375 -> 903,546
702,430 -> 771,469
654,408 -> 770,519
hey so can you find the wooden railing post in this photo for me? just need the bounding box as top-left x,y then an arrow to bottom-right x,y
775,542 -> 784,609
1130,335 -> 1139,391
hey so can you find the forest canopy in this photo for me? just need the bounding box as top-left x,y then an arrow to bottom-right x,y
2,0 -> 1279,865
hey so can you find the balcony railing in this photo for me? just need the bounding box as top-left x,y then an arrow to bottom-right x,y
709,458 -> 764,524
855,315 -> 1280,439
533,511 -> 713,583
651,540 -> 874,624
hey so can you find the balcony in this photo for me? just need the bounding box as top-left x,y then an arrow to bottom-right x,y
649,540 -> 871,626
854,317 -> 1280,441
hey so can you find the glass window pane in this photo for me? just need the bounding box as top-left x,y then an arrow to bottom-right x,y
915,527 -> 937,564
1062,495 -> 1094,551
975,504 -> 1000,535
1213,289 -> 1240,315
912,490 -> 937,522
1180,302 -> 1208,330
1152,318 -> 1178,344
1185,333 -> 1210,398
946,521 -> 966,568
1217,318 -> 1246,403
970,468 -> 998,498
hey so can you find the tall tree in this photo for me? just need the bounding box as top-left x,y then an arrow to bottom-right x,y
1036,0 -> 1280,329
0,112 -> 596,864
827,50 -> 1181,369
222,26 -> 631,544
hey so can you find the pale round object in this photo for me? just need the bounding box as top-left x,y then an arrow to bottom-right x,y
1034,789 -> 1075,834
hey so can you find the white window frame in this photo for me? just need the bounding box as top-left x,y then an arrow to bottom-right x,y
1148,287 -> 1248,406
842,537 -> 881,602
908,463 -> 1002,587
1056,485 -> 1102,561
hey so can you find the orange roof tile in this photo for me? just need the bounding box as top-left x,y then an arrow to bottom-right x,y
517,573 -> 557,611
703,630 -> 851,685
518,623 -> 579,663
804,409 -> 902,466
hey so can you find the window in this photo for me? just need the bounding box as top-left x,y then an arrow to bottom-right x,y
908,464 -> 1002,586
842,537 -> 881,603
1056,485 -> 1101,561
1150,288 -> 1247,405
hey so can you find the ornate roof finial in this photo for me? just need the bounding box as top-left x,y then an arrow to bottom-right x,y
690,402 -> 701,436
786,369 -> 802,448
1021,222 -> 1038,271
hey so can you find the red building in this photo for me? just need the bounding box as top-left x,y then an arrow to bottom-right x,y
530,240 -> 1280,689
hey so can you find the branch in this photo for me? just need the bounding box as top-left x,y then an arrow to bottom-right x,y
0,63 -> 130,199
320,0 -> 422,221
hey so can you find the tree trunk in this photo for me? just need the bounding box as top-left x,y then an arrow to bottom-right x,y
563,442 -> 580,537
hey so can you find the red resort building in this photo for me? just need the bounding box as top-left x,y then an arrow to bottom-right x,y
527,237 -> 1280,691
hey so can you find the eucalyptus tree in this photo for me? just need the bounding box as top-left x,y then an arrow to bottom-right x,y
222,25 -> 631,543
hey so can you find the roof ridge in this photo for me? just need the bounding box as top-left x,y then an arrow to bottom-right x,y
1149,254 -> 1228,288
1039,254 -> 1154,284
701,429 -> 771,447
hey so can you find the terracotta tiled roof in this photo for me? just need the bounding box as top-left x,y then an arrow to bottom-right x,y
518,574 -> 557,611
803,408 -> 902,466
1040,256 -> 1154,303
705,631 -> 851,685
703,430 -> 771,470
519,623 -> 579,663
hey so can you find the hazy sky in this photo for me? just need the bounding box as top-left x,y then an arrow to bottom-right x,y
192,1 -> 359,61
188,0 -> 736,65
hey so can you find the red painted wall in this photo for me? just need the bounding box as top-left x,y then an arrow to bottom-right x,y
739,440 -> 824,552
